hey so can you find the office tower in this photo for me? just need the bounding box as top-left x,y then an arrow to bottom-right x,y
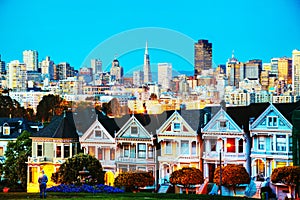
7,60 -> 27,91
194,39 -> 212,77
244,59 -> 262,80
226,51 -> 242,87
292,49 -> 300,96
55,62 -> 75,80
133,70 -> 144,86
0,55 -> 5,74
91,59 -> 102,74
110,58 -> 123,84
158,63 -> 172,90
270,58 -> 279,76
23,50 -> 38,71
41,56 -> 55,80
278,57 -> 292,84
144,41 -> 152,83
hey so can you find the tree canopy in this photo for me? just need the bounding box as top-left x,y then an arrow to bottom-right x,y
51,153 -> 104,184
271,166 -> 300,186
214,164 -> 250,194
169,167 -> 204,194
114,171 -> 154,191
3,130 -> 32,189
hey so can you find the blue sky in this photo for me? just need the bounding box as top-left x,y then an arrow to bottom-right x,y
0,0 -> 300,74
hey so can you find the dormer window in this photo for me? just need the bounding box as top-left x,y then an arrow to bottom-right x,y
267,116 -> 278,127
3,123 -> 10,135
173,122 -> 181,131
220,120 -> 227,128
131,126 -> 138,135
95,130 -> 102,137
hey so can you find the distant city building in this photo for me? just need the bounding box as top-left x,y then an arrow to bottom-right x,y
23,50 -> 38,71
292,49 -> 300,96
54,62 -> 75,80
7,60 -> 27,91
158,63 -> 172,90
244,59 -> 262,80
91,59 -> 102,74
270,58 -> 279,76
0,55 -> 5,74
78,67 -> 93,84
110,58 -> 123,84
40,56 -> 55,81
226,51 -> 242,87
59,77 -> 83,95
27,71 -> 42,88
143,41 -> 152,83
194,39 -> 212,78
278,57 -> 292,85
133,70 -> 143,86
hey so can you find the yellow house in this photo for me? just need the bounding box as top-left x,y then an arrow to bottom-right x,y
27,112 -> 80,192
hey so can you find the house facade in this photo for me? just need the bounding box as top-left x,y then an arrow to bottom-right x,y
156,111 -> 200,184
27,112 -> 80,192
201,108 -> 248,182
80,119 -> 116,185
250,104 -> 293,179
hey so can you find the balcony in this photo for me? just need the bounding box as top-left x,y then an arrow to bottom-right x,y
158,155 -> 199,163
28,157 -> 48,163
117,157 -> 155,164
203,151 -> 246,160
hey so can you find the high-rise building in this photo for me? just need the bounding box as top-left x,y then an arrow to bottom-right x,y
133,70 -> 143,86
278,57 -> 292,84
7,60 -> 27,91
244,59 -> 262,80
0,55 -> 5,74
55,62 -> 75,80
143,41 -> 151,83
270,58 -> 279,76
41,56 -> 55,80
292,49 -> 300,96
110,58 -> 123,84
91,59 -> 102,74
23,50 -> 38,71
158,63 -> 172,90
194,39 -> 212,77
226,51 -> 241,87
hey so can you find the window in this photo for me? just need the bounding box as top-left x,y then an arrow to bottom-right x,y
95,130 -> 102,137
148,145 -> 153,158
37,144 -> 43,157
173,123 -> 181,131
238,139 -> 243,153
124,145 -> 130,157
119,165 -> 127,173
98,148 -> 103,160
0,147 -> 3,157
258,137 -> 265,150
181,140 -> 189,155
289,137 -> 292,151
267,116 -> 278,127
130,145 -> 136,158
276,135 -> 286,151
138,144 -> 146,158
131,127 -> 138,135
227,138 -> 235,153
211,139 -> 217,151
220,121 -> 227,128
138,167 -> 146,171
3,124 -> 10,135
129,165 -> 136,171
165,141 -> 172,154
110,149 -> 115,160
88,146 -> 95,157
56,145 -> 62,158
64,145 -> 70,158
192,141 -> 197,155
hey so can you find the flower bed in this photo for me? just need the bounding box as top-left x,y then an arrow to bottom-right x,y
46,184 -> 124,193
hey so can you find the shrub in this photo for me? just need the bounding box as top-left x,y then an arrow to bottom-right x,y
114,171 -> 154,191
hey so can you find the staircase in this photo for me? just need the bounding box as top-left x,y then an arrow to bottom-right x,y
158,185 -> 170,193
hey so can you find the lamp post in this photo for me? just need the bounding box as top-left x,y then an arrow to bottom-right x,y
218,138 -> 223,196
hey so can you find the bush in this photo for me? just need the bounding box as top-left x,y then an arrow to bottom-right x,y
46,183 -> 124,193
114,171 -> 154,191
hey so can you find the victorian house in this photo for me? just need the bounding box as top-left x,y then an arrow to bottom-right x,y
27,112 -> 80,192
249,104 -> 293,179
201,108 -> 248,182
156,110 -> 200,185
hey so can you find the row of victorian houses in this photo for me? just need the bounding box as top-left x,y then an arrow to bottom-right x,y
1,101 -> 299,193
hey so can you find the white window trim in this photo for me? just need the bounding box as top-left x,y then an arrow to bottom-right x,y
165,141 -> 172,154
173,122 -> 181,132
37,143 -> 43,157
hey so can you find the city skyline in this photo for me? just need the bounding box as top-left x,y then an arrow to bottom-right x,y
0,0 -> 300,73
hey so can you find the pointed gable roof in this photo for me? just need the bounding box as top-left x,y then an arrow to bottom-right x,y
156,110 -> 196,140
115,115 -> 153,140
202,107 -> 243,134
79,119 -> 114,143
32,112 -> 79,140
250,103 -> 292,131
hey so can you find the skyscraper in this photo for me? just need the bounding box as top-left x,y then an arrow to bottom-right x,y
194,39 -> 212,77
110,58 -> 123,84
278,57 -> 292,84
158,63 -> 172,90
292,49 -> 300,96
143,41 -> 151,83
7,60 -> 27,91
133,70 -> 144,86
91,59 -> 102,74
23,50 -> 38,71
0,55 -> 5,74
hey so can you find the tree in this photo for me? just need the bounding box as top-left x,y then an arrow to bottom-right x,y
271,166 -> 300,195
0,95 -> 33,120
114,171 -> 154,192
169,167 -> 204,194
52,153 -> 104,184
3,131 -> 32,189
213,164 -> 250,195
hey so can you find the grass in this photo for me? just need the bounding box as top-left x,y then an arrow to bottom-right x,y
0,192 -> 257,200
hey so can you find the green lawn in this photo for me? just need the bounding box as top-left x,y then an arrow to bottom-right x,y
0,192 -> 256,200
